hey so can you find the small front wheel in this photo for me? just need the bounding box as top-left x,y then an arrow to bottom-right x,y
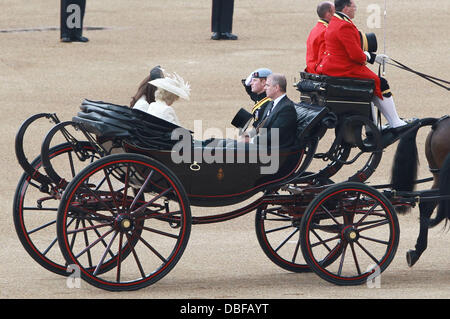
300,182 -> 399,286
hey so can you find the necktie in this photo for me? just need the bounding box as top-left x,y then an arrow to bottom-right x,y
264,101 -> 275,119
255,101 -> 274,132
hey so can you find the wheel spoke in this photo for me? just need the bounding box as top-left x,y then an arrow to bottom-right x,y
67,221 -> 113,235
103,168 -> 121,213
69,205 -> 114,222
141,226 -> 179,239
337,242 -> 348,276
85,218 -> 116,258
265,224 -> 292,234
137,235 -> 167,263
291,233 -> 301,263
42,237 -> 58,256
357,219 -> 390,232
121,164 -> 130,211
320,204 -> 341,225
116,232 -> 124,283
81,219 -> 93,268
69,218 -> 81,250
318,241 -> 342,267
359,235 -> 389,245
129,169 -> 154,212
125,232 -> 146,278
355,202 -> 380,227
355,240 -> 380,265
93,230 -> 118,276
74,227 -> 114,259
27,219 -> 56,235
131,187 -> 173,217
310,232 -> 340,250
274,228 -> 299,252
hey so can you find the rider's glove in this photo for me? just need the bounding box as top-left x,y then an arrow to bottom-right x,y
375,54 -> 390,65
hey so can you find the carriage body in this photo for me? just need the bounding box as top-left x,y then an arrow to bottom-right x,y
73,98 -> 330,207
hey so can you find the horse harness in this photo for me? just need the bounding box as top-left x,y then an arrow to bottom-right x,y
428,115 -> 450,174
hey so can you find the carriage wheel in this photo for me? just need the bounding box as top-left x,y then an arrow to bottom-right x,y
255,176 -> 336,273
300,182 -> 399,286
255,203 -> 311,272
41,120 -> 104,188
13,142 -> 100,276
56,153 -> 191,291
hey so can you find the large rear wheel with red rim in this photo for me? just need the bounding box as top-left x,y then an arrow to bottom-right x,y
56,153 -> 191,291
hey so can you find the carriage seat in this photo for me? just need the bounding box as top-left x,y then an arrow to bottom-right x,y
294,102 -> 332,145
296,72 -> 375,118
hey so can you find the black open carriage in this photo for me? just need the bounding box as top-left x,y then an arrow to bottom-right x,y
14,73 -> 440,291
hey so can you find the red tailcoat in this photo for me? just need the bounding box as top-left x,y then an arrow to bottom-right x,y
305,19 -> 328,74
316,13 -> 382,98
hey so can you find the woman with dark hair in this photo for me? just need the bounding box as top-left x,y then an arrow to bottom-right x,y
129,66 -> 164,108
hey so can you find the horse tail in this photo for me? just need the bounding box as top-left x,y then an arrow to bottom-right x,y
391,126 -> 420,192
429,152 -> 450,228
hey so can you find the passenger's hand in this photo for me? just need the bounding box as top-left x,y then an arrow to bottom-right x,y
238,133 -> 251,143
375,54 -> 390,65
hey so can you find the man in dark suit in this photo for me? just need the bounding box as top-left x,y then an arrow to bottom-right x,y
243,74 -> 298,150
60,0 -> 88,42
211,0 -> 238,40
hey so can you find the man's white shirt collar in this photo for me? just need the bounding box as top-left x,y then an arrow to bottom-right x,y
272,94 -> 286,109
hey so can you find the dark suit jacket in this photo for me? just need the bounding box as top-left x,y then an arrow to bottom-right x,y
254,95 -> 298,149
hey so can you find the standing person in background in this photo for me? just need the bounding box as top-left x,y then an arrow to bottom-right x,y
305,1 -> 335,73
60,0 -> 88,42
211,0 -> 238,40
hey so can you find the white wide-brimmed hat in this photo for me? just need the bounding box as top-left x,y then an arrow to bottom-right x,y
149,72 -> 191,100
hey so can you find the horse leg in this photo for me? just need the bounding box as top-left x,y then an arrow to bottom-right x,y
406,199 -> 437,267
406,129 -> 440,267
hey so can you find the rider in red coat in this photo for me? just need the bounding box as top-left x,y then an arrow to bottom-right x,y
305,2 -> 335,74
317,0 -> 416,133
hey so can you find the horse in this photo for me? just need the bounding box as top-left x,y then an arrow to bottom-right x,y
390,115 -> 450,267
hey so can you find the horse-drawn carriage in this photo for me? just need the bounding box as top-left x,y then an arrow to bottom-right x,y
13,72 -> 449,291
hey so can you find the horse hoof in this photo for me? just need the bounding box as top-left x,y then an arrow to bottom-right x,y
406,250 -> 420,267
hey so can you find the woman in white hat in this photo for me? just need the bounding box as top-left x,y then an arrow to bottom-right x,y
132,71 -> 190,126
